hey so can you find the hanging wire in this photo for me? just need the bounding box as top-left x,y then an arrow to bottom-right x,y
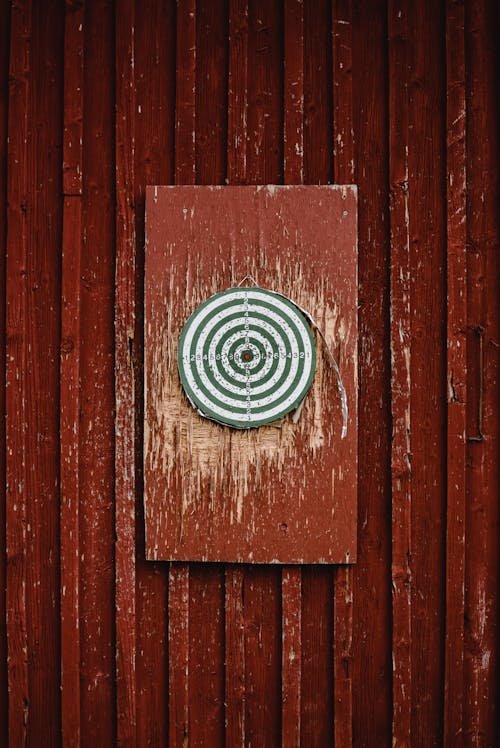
236,274 -> 260,287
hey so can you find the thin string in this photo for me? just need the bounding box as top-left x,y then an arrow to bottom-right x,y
237,274 -> 260,287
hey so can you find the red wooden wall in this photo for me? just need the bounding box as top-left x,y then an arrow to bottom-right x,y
0,0 -> 499,745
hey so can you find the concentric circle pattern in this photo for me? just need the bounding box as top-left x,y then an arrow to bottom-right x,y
177,287 -> 317,428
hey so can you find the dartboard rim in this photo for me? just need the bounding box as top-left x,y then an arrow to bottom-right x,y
177,286 -> 316,429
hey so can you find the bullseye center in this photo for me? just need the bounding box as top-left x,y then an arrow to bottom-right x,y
242,349 -> 253,362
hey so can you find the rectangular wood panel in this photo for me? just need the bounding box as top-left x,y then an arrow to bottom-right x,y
144,184 -> 357,563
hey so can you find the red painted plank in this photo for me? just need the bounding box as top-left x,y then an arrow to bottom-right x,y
351,1 -> 393,743
60,197 -> 83,748
245,0 -> 283,184
245,568 -> 282,747
134,1 -> 175,743
332,3 -> 354,745
168,565 -> 190,746
283,0 -> 304,184
388,3 -> 411,746
281,568 -> 302,748
304,0 -> 333,184
79,1 -> 116,742
195,0 -> 228,185
188,4 -> 228,743
225,4 -> 248,744
407,1 -> 447,744
5,2 -> 31,742
301,569 -> 334,747
115,0 -> 137,744
464,1 -> 500,744
225,567 -> 245,747
7,2 -> 63,743
175,0 -> 196,185
282,6 -> 303,740
170,3 -> 196,743
60,4 -> 84,745
444,1 -> 467,744
227,0 -> 248,184
0,0 -> 11,740
63,0 -> 84,197
300,5 -> 334,745
238,8 -> 282,738
188,566 -> 225,746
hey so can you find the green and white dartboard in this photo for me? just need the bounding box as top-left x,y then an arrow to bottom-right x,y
177,287 -> 316,428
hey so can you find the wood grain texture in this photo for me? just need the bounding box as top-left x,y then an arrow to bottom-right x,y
225,6 -> 248,745
351,1 -> 393,743
60,3 -> 84,745
0,0 -> 11,740
134,2 -> 175,742
408,1 -> 447,743
388,3 -> 412,745
169,2 -> 197,743
5,2 -> 31,741
79,1 -> 116,743
464,0 -> 500,744
144,185 -> 358,563
0,2 -> 499,745
332,2 -> 355,744
60,195 -> 83,748
444,1 -> 467,744
115,0 -> 137,744
7,2 -> 63,744
282,5 -> 304,743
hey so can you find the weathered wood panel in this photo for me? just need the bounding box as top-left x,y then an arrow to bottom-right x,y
144,185 -> 358,564
1,1 -> 499,745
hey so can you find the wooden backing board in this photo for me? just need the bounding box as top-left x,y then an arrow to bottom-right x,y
144,185 -> 357,563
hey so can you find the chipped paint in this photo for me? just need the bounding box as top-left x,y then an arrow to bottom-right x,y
144,186 -> 358,563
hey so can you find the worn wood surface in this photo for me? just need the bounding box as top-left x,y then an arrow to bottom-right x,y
1,1 -> 499,745
144,185 -> 358,563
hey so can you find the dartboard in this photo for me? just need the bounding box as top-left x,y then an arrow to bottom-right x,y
177,287 -> 316,428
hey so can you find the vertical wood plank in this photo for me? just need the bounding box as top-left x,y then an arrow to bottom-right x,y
282,2 -> 304,745
0,0 -> 11,739
407,1 -> 447,743
60,3 -> 84,745
170,2 -> 196,744
225,568 -> 245,747
332,2 -> 354,745
79,1 -> 116,742
225,3 -> 248,745
169,565 -> 190,747
303,0 -> 333,184
388,3 -> 412,746
188,4 -> 227,743
281,568 -> 302,748
5,1 -> 31,742
444,1 -> 467,744
195,0 -> 228,186
115,0 -> 137,744
241,3 -> 283,745
175,0 -> 196,185
227,0 -> 249,184
7,1 -> 64,742
464,1 -> 500,744
351,1 -> 393,743
134,1 -> 175,743
300,4 -> 334,745
60,196 -> 83,748
63,0 -> 83,197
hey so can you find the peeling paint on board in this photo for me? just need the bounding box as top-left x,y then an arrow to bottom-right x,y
144,185 -> 357,563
